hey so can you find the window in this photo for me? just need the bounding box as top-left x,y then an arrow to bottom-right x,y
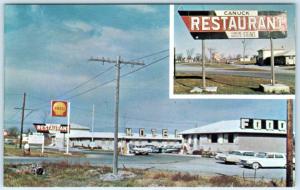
228,133 -> 234,143
275,154 -> 284,158
261,120 -> 266,129
267,154 -> 275,158
274,121 -> 278,130
211,134 -> 218,143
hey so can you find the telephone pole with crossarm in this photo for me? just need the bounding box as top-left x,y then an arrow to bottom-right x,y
89,56 -> 144,175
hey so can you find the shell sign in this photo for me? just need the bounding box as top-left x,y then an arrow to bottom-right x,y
51,101 -> 68,117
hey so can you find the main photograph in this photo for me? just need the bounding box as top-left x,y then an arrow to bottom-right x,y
3,4 -> 295,187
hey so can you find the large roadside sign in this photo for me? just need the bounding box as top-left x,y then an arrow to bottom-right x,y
178,10 -> 287,39
33,123 -> 69,133
51,100 -> 68,117
28,133 -> 44,144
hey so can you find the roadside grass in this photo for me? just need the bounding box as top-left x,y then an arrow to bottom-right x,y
4,162 -> 286,187
174,72 -> 295,94
4,144 -> 85,157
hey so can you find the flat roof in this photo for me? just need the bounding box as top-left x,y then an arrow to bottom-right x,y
179,120 -> 286,135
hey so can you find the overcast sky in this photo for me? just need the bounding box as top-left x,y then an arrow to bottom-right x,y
174,4 -> 296,58
4,4 -> 293,134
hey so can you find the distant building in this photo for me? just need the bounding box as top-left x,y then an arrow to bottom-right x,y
239,56 -> 251,62
3,129 -> 9,137
212,52 -> 222,62
179,118 -> 287,153
257,48 -> 295,65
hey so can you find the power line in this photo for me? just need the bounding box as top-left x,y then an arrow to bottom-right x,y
66,55 -> 168,100
57,66 -> 114,98
8,50 -> 169,121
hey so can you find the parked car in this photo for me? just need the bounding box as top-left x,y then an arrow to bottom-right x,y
132,145 -> 152,155
219,150 -> 256,164
215,152 -> 227,160
161,145 -> 181,153
240,152 -> 287,169
144,145 -> 160,153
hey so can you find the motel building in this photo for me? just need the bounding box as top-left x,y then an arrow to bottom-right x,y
257,48 -> 296,66
179,118 -> 287,154
51,123 -> 182,151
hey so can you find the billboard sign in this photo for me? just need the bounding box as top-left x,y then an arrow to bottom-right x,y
28,133 -> 44,144
51,100 -> 68,117
240,118 -> 286,131
34,123 -> 69,133
178,10 -> 287,39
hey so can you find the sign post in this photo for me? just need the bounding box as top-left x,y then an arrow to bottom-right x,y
270,37 -> 275,85
28,133 -> 45,154
202,39 -> 206,89
50,100 -> 71,154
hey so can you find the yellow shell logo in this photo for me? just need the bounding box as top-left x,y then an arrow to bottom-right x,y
52,101 -> 67,116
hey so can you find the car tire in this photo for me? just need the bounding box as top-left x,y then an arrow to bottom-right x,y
252,162 -> 260,170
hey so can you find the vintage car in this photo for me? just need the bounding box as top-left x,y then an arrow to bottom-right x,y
240,152 -> 287,169
218,150 -> 256,164
132,145 -> 152,155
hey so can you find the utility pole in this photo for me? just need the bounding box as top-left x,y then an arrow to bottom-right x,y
14,93 -> 33,149
89,56 -> 144,175
242,39 -> 247,63
91,104 -> 95,142
286,99 -> 293,187
208,48 -> 215,64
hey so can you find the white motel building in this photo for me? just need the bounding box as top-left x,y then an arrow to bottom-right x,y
179,118 -> 287,153
52,123 -> 182,150
47,118 -> 287,153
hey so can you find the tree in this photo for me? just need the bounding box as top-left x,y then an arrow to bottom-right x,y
176,53 -> 183,62
186,48 -> 194,61
7,127 -> 19,137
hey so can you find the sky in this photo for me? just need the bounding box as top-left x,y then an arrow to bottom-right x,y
174,4 -> 296,58
4,4 -> 294,134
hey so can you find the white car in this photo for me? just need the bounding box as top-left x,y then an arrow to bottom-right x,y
132,146 -> 152,155
240,152 -> 286,169
219,150 -> 256,164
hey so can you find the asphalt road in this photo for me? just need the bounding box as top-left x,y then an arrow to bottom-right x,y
4,153 -> 293,180
176,64 -> 295,82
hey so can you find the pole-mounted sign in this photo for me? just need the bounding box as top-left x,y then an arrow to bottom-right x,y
178,10 -> 287,39
51,100 -> 68,117
33,123 -> 69,133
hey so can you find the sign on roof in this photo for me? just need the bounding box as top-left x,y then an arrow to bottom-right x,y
240,118 -> 286,131
178,10 -> 287,39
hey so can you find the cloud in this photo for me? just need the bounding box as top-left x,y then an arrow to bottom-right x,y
64,20 -> 94,32
118,5 -> 156,13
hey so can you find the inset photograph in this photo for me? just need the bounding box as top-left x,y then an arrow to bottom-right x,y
172,4 -> 295,95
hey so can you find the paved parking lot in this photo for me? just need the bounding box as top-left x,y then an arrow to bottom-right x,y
4,152 -> 294,180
